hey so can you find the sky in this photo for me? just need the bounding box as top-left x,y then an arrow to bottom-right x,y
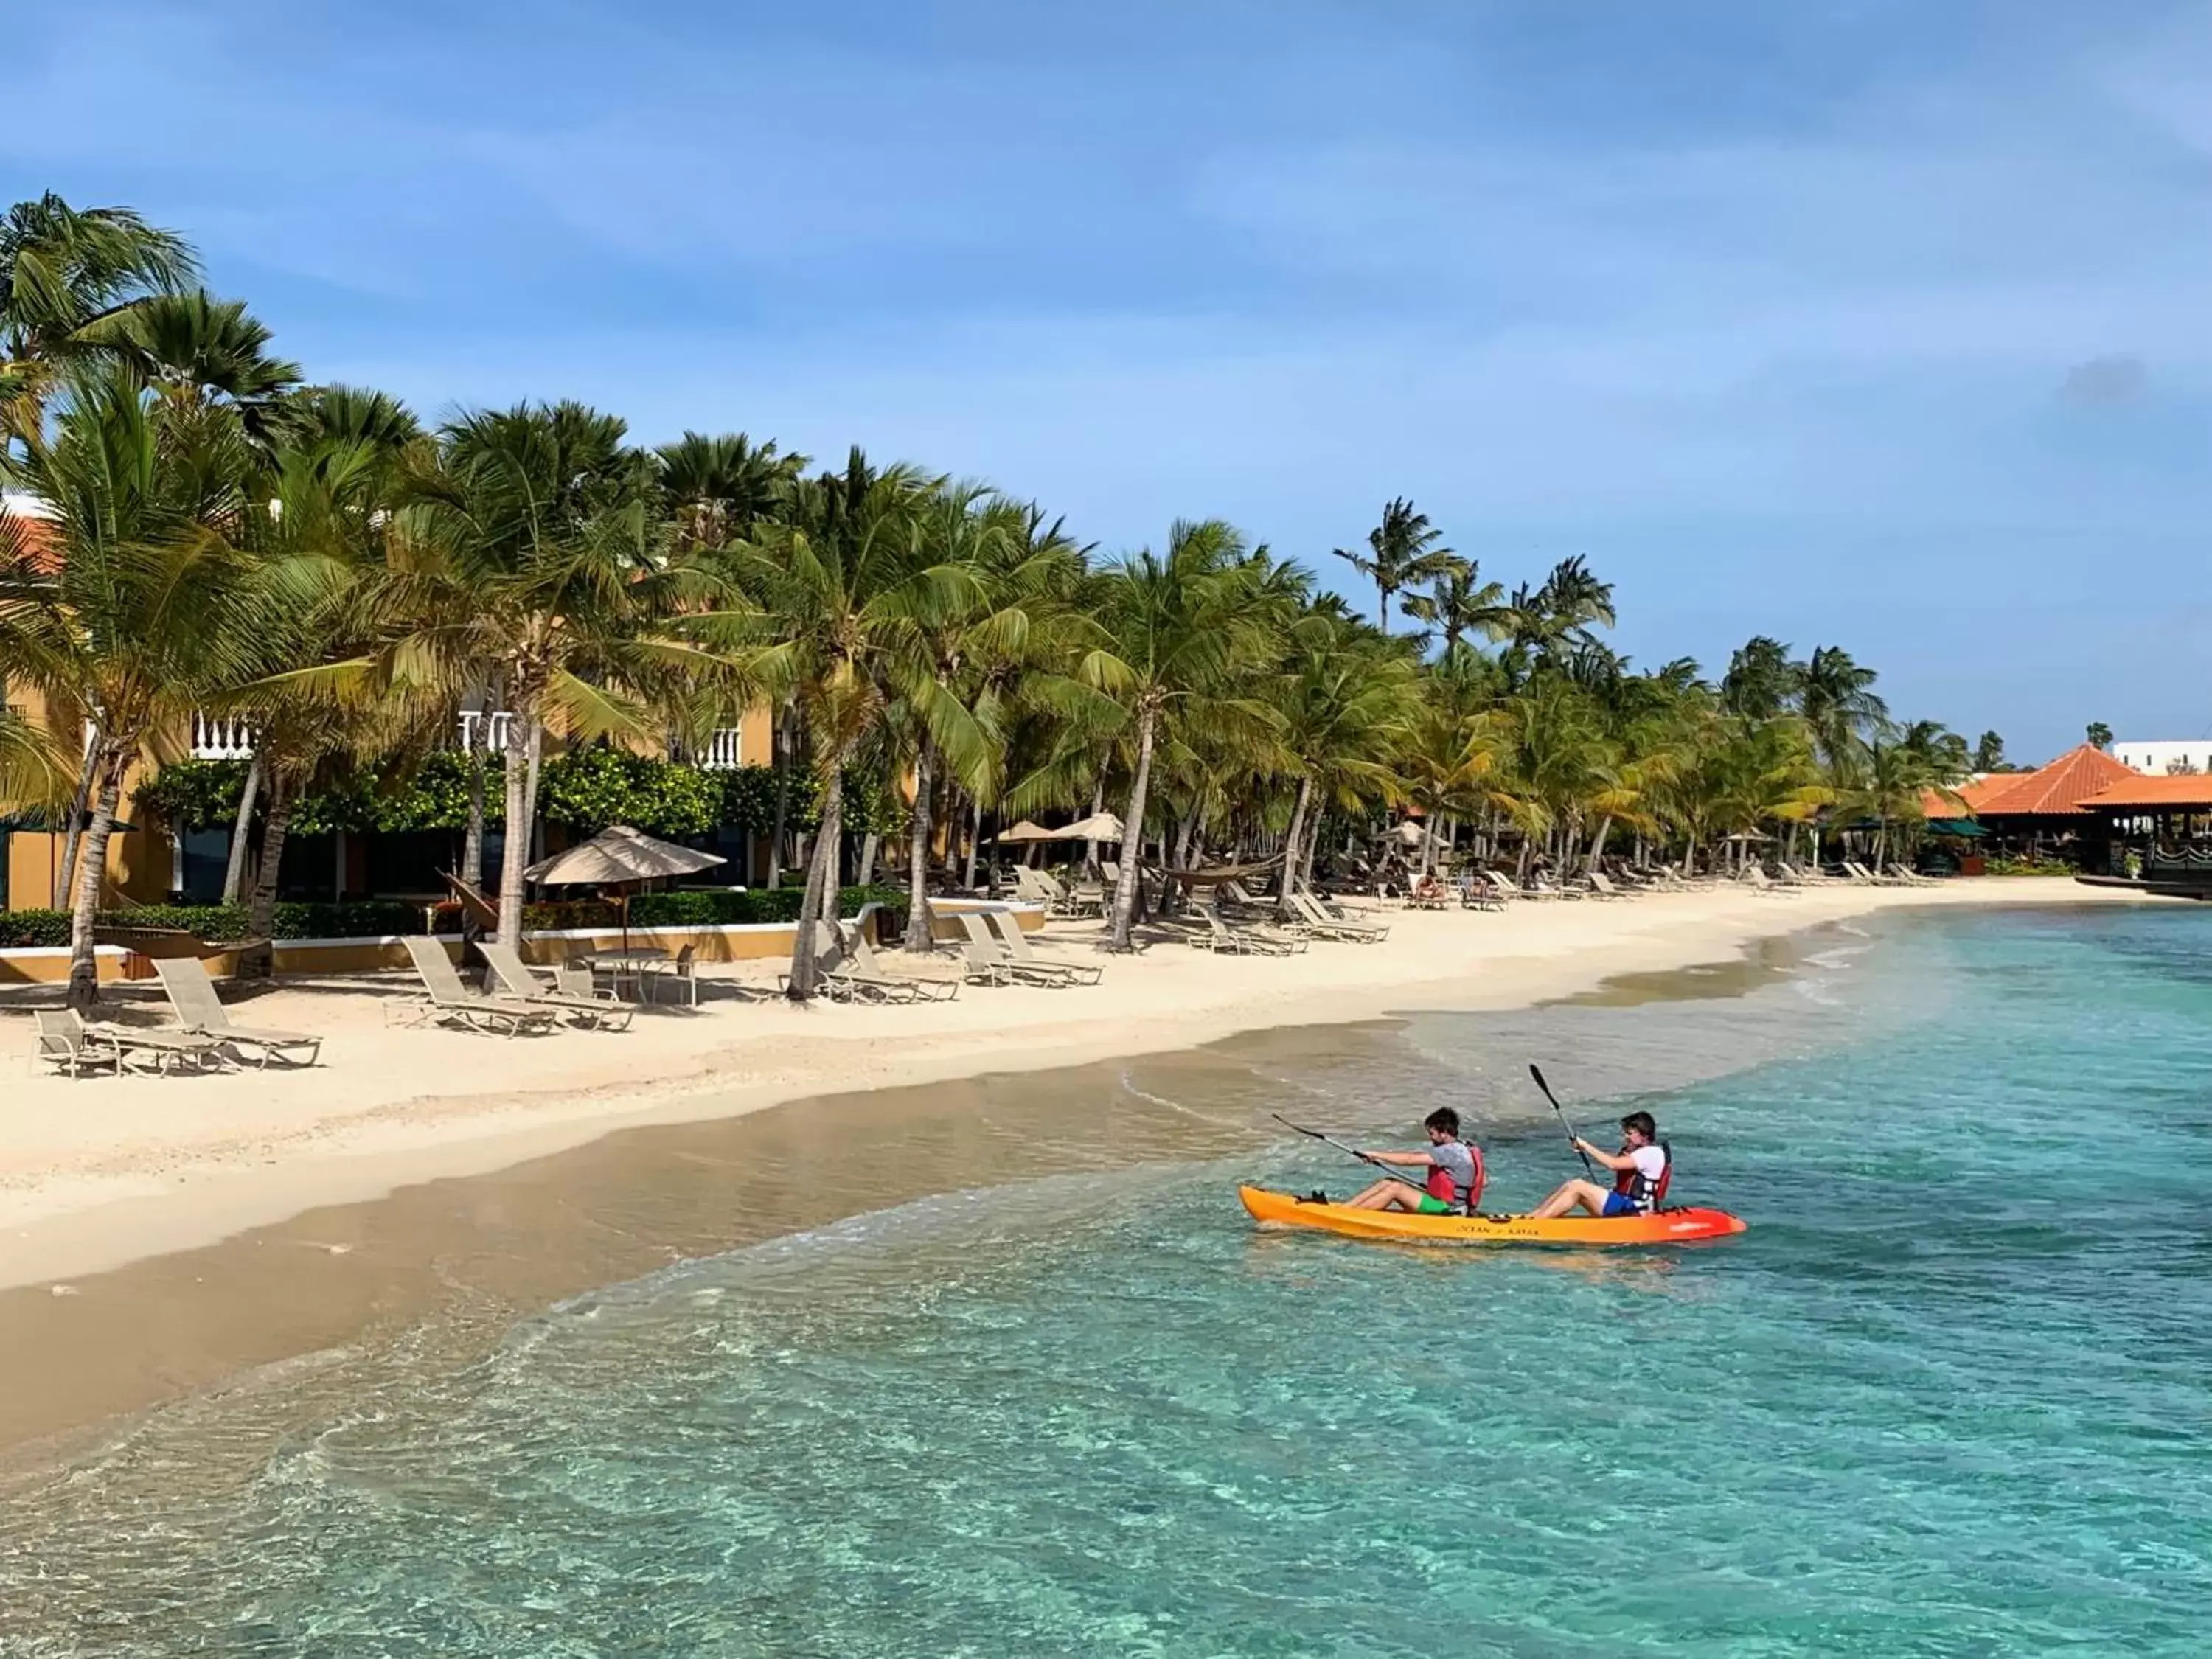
10,0 -> 2212,760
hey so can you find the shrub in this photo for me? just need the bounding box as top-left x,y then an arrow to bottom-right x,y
625,883 -> 908,930
0,910 -> 73,948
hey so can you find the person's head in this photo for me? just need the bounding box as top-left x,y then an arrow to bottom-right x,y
1424,1107 -> 1461,1143
1620,1110 -> 1658,1148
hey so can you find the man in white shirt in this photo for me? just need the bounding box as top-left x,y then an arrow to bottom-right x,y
1530,1110 -> 1670,1220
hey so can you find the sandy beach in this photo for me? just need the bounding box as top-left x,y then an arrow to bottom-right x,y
0,880 -> 2168,1467
0,880 -> 2153,1291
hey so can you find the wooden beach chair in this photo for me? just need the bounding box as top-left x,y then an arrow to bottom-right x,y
479,942 -> 636,1031
984,909 -> 1105,984
394,937 -> 560,1036
153,956 -> 323,1066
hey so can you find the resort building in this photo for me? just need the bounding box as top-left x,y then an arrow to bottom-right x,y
2110,739 -> 2212,776
1933,744 -> 2138,865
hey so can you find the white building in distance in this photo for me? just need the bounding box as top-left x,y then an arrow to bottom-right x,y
2113,740 -> 2212,775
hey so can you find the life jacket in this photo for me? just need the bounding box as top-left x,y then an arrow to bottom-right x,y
1424,1141 -> 1485,1214
1613,1141 -> 1672,1212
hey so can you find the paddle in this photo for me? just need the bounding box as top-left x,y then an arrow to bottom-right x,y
1526,1064 -> 1599,1180
1270,1112 -> 1425,1191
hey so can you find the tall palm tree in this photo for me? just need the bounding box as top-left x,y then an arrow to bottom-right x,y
1082,521 -> 1287,949
79,291 -> 302,445
1331,498 -> 1460,632
1795,644 -> 1889,773
1401,557 -> 1509,659
658,431 -> 805,552
1720,636 -> 1798,721
393,402 -> 744,951
0,366 -> 260,1006
734,448 -> 938,996
0,192 -> 198,437
1269,612 -> 1418,914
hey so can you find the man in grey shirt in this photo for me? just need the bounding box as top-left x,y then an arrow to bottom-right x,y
1342,1107 -> 1483,1214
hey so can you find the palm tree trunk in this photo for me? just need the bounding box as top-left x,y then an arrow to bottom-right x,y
786,764 -> 845,1001
1585,815 -> 1613,874
1108,707 -> 1157,949
462,747 -> 486,888
237,776 -> 293,981
1083,778 -> 1105,876
1874,821 -> 1888,872
63,742 -> 128,1011
495,707 -> 532,952
857,831 -> 878,885
1276,774 -> 1312,919
768,706 -> 795,887
522,714 -> 545,867
220,754 -> 262,904
962,793 -> 983,890
52,724 -> 97,909
903,734 -> 936,950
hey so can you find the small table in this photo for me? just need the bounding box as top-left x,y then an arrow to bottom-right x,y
575,946 -> 669,1001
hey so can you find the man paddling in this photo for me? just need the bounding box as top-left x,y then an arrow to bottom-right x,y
1529,1110 -> 1670,1220
1343,1107 -> 1484,1214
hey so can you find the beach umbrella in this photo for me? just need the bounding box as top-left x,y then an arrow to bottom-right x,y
526,824 -> 726,950
1058,811 -> 1124,842
992,820 -> 1058,844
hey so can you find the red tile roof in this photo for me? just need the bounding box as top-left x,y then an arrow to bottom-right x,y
2078,773 -> 2212,812
1958,745 -> 2139,818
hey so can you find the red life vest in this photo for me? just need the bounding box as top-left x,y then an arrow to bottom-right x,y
1613,1141 -> 1672,1211
1425,1141 -> 1485,1213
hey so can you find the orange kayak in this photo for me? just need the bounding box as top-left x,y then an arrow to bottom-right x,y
1238,1185 -> 1748,1248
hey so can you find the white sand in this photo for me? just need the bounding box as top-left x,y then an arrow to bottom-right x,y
0,880 -> 2159,1288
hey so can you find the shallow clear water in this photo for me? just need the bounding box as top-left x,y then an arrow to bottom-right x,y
9,905 -> 2212,1655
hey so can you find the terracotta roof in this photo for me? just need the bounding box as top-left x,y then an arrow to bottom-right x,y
2079,773 -> 2212,812
0,498 -> 62,572
1962,745 -> 2138,818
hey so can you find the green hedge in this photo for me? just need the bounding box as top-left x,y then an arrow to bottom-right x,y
626,883 -> 908,928
0,900 -> 424,947
134,751 -> 897,838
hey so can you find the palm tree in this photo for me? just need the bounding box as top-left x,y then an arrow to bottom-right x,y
1331,498 -> 1460,632
0,365 -> 259,1006
1795,645 -> 1889,772
658,431 -> 805,552
80,291 -> 302,445
1401,558 -> 1508,659
393,402 -> 745,952
1268,613 -> 1419,914
1082,521 -> 1287,948
1720,636 -> 1798,721
734,449 -> 937,996
0,192 -> 198,437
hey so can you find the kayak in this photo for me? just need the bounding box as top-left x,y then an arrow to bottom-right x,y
1238,1185 -> 1748,1248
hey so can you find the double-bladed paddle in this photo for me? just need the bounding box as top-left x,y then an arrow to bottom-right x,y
1527,1064 -> 1599,1180
1270,1112 -> 1425,1191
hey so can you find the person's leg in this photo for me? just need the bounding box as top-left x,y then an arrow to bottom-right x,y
1531,1180 -> 1610,1220
1343,1178 -> 1397,1209
1346,1179 -> 1425,1211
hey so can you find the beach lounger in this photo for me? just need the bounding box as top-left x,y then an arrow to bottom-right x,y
1190,904 -> 1307,956
1887,862 -> 1941,887
1841,860 -> 1899,887
1290,891 -> 1388,942
1528,875 -> 1583,901
984,909 -> 1105,984
153,956 -> 323,1066
35,1009 -> 225,1075
479,942 -> 636,1031
395,937 -> 560,1036
837,928 -> 961,1002
956,912 -> 1086,987
1584,872 -> 1632,900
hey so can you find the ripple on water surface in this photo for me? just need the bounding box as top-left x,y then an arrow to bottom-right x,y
4,905 -> 2211,1656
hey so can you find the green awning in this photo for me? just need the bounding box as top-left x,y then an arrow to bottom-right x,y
1927,818 -> 1987,838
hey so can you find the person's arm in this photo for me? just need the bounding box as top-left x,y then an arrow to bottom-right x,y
1575,1138 -> 1635,1172
1360,1149 -> 1436,1166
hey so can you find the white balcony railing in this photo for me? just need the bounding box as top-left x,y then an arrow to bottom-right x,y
456,709 -> 515,754
695,728 -> 742,771
192,713 -> 257,761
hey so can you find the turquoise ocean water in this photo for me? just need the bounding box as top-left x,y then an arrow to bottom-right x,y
7,904 -> 2211,1655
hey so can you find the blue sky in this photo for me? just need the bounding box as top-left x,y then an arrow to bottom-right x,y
11,0 -> 2211,759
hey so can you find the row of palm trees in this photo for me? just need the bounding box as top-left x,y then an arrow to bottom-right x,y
1,194 -> 1974,1009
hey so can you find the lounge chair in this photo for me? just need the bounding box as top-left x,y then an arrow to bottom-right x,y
1841,860 -> 1900,887
984,909 -> 1105,984
1584,872 -> 1632,900
395,937 -> 560,1036
35,1009 -> 225,1075
153,957 -> 323,1066
1290,891 -> 1388,943
1458,874 -> 1506,911
1190,904 -> 1307,956
479,942 -> 636,1031
836,927 -> 961,1003
1887,862 -> 1941,887
956,912 -> 1088,987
